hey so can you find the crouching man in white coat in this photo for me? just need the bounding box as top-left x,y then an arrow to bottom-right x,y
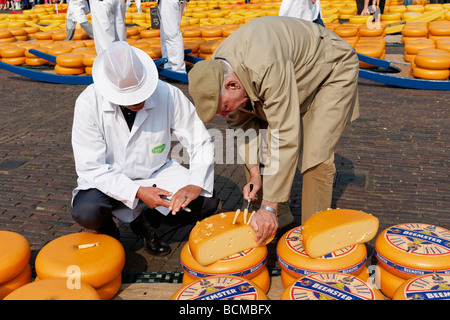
71,41 -> 219,256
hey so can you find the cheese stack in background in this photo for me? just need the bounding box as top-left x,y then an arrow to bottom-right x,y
184,210 -> 274,293
374,223 -> 450,299
34,232 -> 125,300
0,231 -> 32,299
277,226 -> 369,288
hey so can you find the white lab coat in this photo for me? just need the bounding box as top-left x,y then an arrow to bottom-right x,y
278,0 -> 322,22
89,0 -> 127,54
71,80 -> 215,222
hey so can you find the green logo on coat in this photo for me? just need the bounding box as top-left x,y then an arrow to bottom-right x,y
152,144 -> 166,154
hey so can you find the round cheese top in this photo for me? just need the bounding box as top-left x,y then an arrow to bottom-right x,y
3,278 -> 101,300
277,226 -> 367,276
181,243 -> 267,278
393,274 -> 450,300
35,232 -> 125,288
171,275 -> 268,300
0,231 -> 31,284
281,272 -> 384,300
375,223 -> 450,278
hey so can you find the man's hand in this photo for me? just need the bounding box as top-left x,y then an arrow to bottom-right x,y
249,205 -> 278,245
137,186 -> 172,209
169,185 -> 202,214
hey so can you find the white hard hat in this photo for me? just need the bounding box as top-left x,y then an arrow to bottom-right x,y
92,41 -> 158,106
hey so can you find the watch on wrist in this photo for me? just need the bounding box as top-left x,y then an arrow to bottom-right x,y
260,205 -> 276,215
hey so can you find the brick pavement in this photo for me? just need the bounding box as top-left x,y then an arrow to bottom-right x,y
0,46 -> 449,278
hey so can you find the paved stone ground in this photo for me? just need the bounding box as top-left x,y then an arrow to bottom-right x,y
0,45 -> 449,279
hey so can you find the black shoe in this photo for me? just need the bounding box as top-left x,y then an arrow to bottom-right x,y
130,212 -> 171,256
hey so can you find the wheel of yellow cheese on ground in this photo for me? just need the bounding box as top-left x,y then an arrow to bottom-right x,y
414,51 -> 450,70
277,226 -> 367,281
55,64 -> 86,75
392,273 -> 450,300
47,45 -> 73,56
171,275 -> 268,300
374,263 -> 407,300
199,39 -> 223,54
35,232 -> 125,289
96,273 -> 122,300
25,57 -> 48,66
280,272 -> 385,300
356,45 -> 385,68
405,41 -> 436,55
413,67 -> 450,80
0,264 -> 32,299
375,223 -> 450,280
3,278 -> 101,300
0,46 -> 25,58
0,231 -> 31,285
181,242 -> 267,280
141,46 -> 162,59
402,27 -> 428,38
334,26 -> 358,38
82,53 -> 97,67
140,28 -> 160,38
2,56 -> 26,65
436,41 -> 450,53
359,26 -> 385,37
56,52 -> 85,68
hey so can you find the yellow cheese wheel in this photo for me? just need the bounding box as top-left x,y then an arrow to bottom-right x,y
0,264 -> 32,299
0,46 -> 25,58
72,46 -> 97,55
277,226 -> 367,280
414,51 -> 450,70
25,47 -> 47,58
199,39 -> 223,54
55,64 -> 86,75
0,37 -> 15,43
189,211 -> 275,266
374,263 -> 407,300
183,28 -> 203,38
375,223 -> 450,280
429,23 -> 450,36
359,26 -> 384,37
9,27 -> 27,37
0,231 -> 31,284
82,53 -> 97,67
140,28 -> 160,38
25,57 -> 49,66
96,273 -> 122,300
201,28 -> 223,38
334,26 -> 358,38
0,30 -> 12,39
181,242 -> 267,280
47,45 -> 73,56
413,67 -> 450,80
34,31 -> 53,40
56,52 -> 85,68
184,41 -> 200,53
35,232 -> 125,288
405,41 -> 436,55
356,45 -> 385,68
392,274 -> 450,300
85,66 -> 92,75
171,275 -> 268,300
2,56 -> 26,65
436,41 -> 450,53
280,272 -> 385,300
402,27 -> 428,38
3,278 -> 101,300
141,46 -> 162,59
301,209 -> 379,259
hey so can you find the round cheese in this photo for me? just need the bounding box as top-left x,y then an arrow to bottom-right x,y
301,208 -> 379,259
3,278 -> 101,300
392,274 -> 450,300
0,231 -> 31,284
375,223 -> 450,280
0,46 -> 25,58
189,211 -> 275,266
2,56 -> 26,66
82,54 -> 97,67
277,226 -> 367,278
47,45 -> 73,56
374,263 -> 407,300
56,52 -> 85,68
199,39 -> 223,54
181,242 -> 267,279
54,64 -> 86,75
280,272 -> 385,300
413,67 -> 450,80
140,28 -> 160,38
171,275 -> 268,300
414,51 -> 450,70
0,264 -> 32,299
96,273 -> 122,300
334,26 -> 358,38
405,41 -> 435,55
35,232 -> 125,288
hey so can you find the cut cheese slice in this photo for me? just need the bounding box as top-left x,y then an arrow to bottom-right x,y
301,208 -> 379,258
280,272 -> 385,300
189,211 -> 275,266
171,275 -> 268,300
392,274 -> 450,300
3,278 -> 101,300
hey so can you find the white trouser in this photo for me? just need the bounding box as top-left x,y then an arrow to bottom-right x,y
90,0 -> 127,54
159,0 -> 186,73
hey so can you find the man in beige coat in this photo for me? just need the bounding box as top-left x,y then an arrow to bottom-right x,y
189,16 -> 359,245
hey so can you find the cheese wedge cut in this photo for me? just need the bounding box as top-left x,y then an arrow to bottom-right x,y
189,211 -> 275,266
302,209 -> 379,258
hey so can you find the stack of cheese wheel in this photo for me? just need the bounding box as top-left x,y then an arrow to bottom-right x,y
404,38 -> 435,63
198,38 -> 223,60
181,242 -> 270,293
35,232 -> 125,300
338,6 -> 357,20
381,12 -> 402,23
277,226 -> 369,288
428,21 -> 450,42
392,274 -> 450,300
402,22 -> 429,44
355,41 -> 385,69
358,23 -> 386,40
171,275 -> 268,300
436,38 -> 450,53
9,27 -> 28,41
412,48 -> 450,80
55,52 -> 85,75
4,278 -> 101,300
24,45 -> 49,66
0,44 -> 26,66
82,53 -> 96,75
374,223 -> 450,299
0,231 -> 32,299
334,25 -> 359,47
0,29 -> 15,43
280,272 -> 385,300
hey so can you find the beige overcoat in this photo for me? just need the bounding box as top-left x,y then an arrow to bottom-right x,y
211,16 -> 360,203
